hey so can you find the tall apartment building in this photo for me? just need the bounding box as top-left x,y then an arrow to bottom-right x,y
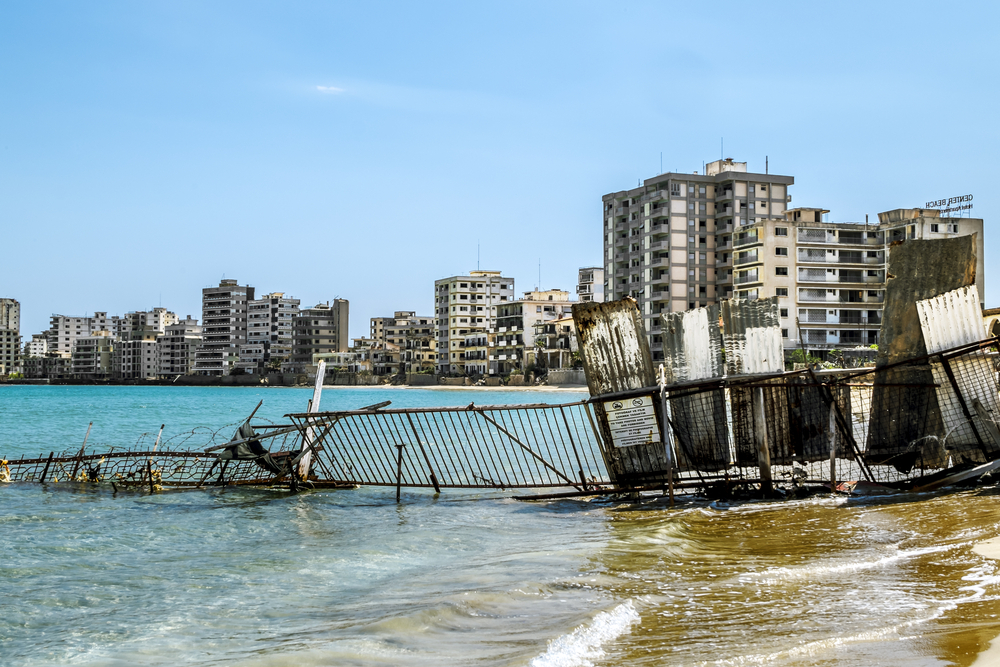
193,279 -> 255,376
289,299 -> 350,369
576,267 -> 605,303
0,298 -> 20,374
494,290 -> 575,375
157,317 -> 202,378
237,292 -> 299,374
47,312 -> 115,356
603,158 -> 793,360
434,270 -> 515,374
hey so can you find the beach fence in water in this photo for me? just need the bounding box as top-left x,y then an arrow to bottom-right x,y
4,332 -> 999,496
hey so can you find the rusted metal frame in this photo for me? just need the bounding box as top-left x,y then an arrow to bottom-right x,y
355,412 -> 407,484
446,410 -> 495,489
558,406 -> 589,489
505,408 -> 548,486
332,414 -> 381,484
301,417 -> 338,480
387,413 -> 426,485
455,408 -> 510,488
203,425 -> 301,454
413,410 -> 459,487
424,410 -> 464,490
346,413 -> 394,484
363,412 -> 406,484
582,402 -> 613,472
38,452 -> 54,483
508,408 -> 551,486
393,414 -> 428,486
571,404 -> 606,483
285,400 -> 592,419
469,407 -> 522,488
406,412 -> 444,492
809,370 -> 875,482
70,422 -> 94,480
539,408 -> 575,486
422,410 -> 460,490
937,352 -> 992,459
395,443 -> 405,502
473,408 -> 581,490
316,417 -> 358,482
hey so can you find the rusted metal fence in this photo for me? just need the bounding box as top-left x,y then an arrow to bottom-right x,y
289,401 -> 610,490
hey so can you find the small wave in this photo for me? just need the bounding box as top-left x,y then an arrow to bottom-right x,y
741,543 -> 958,583
529,600 -> 640,667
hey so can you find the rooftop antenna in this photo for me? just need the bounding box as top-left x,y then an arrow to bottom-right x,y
660,151 -> 663,174
766,156 -> 768,174
721,138 -> 723,160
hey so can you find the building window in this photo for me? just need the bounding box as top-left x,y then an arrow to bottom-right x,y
780,308 -> 788,317
775,267 -> 789,276
930,223 -> 939,232
781,328 -> 788,338
776,288 -> 788,296
776,247 -> 788,256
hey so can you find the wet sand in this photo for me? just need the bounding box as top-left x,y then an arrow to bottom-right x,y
970,538 -> 1000,667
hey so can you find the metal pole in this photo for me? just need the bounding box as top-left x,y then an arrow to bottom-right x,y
829,406 -> 837,494
39,452 -> 54,483
395,444 -> 405,502
659,364 -> 674,507
753,387 -> 772,497
71,422 -> 94,480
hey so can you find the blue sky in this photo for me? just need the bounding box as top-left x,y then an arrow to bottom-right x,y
2,1 -> 997,339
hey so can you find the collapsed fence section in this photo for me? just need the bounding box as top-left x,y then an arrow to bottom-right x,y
290,401 -> 612,490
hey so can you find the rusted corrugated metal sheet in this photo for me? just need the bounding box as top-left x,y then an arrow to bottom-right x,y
573,299 -> 667,486
661,305 -> 730,470
661,305 -> 723,382
916,285 -> 985,354
868,236 -> 977,469
572,299 -> 655,396
720,298 -> 783,375
916,284 -> 999,462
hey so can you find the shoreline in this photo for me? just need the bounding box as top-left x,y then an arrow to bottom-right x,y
971,538 -> 1000,666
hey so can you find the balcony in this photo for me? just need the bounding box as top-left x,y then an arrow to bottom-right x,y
734,272 -> 760,286
734,252 -> 759,266
797,270 -> 883,284
733,234 -> 759,248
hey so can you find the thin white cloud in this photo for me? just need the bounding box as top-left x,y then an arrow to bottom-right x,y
316,85 -> 344,94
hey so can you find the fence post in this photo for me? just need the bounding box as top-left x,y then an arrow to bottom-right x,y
395,444 -> 405,502
753,387 -> 772,496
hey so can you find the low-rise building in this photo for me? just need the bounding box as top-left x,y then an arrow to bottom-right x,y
494,290 -> 575,375
71,331 -> 115,379
530,315 -> 578,370
372,311 -> 436,374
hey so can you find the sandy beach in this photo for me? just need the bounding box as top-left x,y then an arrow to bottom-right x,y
970,538 -> 1000,666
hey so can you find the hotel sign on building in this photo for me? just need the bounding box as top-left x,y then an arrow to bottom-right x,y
925,194 -> 973,216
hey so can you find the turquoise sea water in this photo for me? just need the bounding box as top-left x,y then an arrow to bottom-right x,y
3,386 -> 1000,666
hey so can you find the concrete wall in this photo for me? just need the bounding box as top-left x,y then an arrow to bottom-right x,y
407,373 -> 438,386
546,369 -> 586,385
440,377 -> 471,386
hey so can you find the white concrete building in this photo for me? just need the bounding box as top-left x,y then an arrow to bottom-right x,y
238,292 -> 299,374
157,317 -> 202,378
435,270 -> 515,374
47,312 -> 115,357
576,267 -> 605,303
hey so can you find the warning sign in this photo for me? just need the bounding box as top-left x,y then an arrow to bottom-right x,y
603,395 -> 661,448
